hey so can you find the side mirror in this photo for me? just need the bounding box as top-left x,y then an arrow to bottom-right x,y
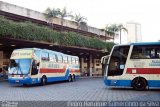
101,55 -> 110,64
101,57 -> 105,64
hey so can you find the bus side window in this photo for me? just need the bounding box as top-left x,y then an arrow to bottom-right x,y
131,46 -> 143,59
34,50 -> 40,60
57,55 -> 63,63
63,56 -> 68,63
156,49 -> 160,58
49,53 -> 57,62
75,58 -> 79,64
41,52 -> 49,61
72,57 -> 76,64
68,57 -> 71,64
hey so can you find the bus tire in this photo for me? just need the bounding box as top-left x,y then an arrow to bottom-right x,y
72,74 -> 76,82
41,76 -> 47,86
68,75 -> 72,82
132,77 -> 147,91
23,84 -> 28,86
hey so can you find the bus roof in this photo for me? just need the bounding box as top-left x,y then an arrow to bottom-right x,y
13,48 -> 78,58
131,42 -> 160,46
14,48 -> 41,51
114,42 -> 160,47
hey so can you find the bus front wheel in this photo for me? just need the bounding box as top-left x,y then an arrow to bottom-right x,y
41,76 -> 47,86
132,77 -> 147,91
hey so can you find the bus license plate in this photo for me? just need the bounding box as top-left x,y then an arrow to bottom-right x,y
15,75 -> 20,78
16,80 -> 19,83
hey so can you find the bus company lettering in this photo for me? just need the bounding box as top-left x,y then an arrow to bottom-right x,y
20,53 -> 31,56
11,50 -> 32,58
48,63 -> 61,68
11,52 -> 19,57
133,62 -> 145,68
149,60 -> 160,66
12,52 -> 31,57
41,62 -> 62,69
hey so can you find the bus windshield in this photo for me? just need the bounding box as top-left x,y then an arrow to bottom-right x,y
108,46 -> 130,76
8,59 -> 32,75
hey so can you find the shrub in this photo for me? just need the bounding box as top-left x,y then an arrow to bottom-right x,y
0,16 -> 114,51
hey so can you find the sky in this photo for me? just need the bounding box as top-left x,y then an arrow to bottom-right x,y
1,0 -> 160,43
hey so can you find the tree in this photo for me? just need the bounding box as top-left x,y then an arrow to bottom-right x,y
105,24 -> 118,42
57,7 -> 72,26
45,7 -> 72,26
71,13 -> 87,29
105,24 -> 127,44
45,7 -> 59,23
45,7 -> 60,29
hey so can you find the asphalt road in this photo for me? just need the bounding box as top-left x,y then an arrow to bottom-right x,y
0,78 -> 160,107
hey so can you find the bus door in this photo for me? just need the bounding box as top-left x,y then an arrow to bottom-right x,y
31,60 -> 39,75
31,50 -> 40,76
101,55 -> 110,76
107,46 -> 130,76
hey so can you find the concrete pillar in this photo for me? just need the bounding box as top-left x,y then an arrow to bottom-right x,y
87,55 -> 92,77
0,51 -> 3,69
93,59 -> 96,74
0,51 -> 4,80
80,57 -> 84,76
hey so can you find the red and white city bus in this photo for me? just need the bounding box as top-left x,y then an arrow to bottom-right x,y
101,42 -> 160,90
8,48 -> 80,86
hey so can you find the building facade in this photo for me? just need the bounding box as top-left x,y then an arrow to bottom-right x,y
126,22 -> 142,43
0,1 -> 113,78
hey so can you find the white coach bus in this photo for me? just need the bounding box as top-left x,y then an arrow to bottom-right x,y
101,42 -> 160,90
8,48 -> 80,86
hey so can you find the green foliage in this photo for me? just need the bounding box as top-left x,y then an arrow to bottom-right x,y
0,16 -> 114,51
45,7 -> 60,19
71,13 -> 87,23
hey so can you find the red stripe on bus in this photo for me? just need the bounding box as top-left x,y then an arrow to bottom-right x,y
70,69 -> 80,73
127,68 -> 160,74
40,69 -> 66,73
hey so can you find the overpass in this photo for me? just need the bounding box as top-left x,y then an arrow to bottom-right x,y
0,1 -> 113,78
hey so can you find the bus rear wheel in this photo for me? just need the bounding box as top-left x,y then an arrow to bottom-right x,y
41,76 -> 47,86
132,77 -> 147,91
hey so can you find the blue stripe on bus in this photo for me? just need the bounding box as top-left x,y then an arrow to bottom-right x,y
104,79 -> 160,88
104,79 -> 132,87
148,80 -> 160,87
47,68 -> 70,82
131,42 -> 160,46
47,69 -> 80,82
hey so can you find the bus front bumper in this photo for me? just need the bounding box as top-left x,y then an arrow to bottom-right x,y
104,79 -> 131,87
8,77 -> 40,85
